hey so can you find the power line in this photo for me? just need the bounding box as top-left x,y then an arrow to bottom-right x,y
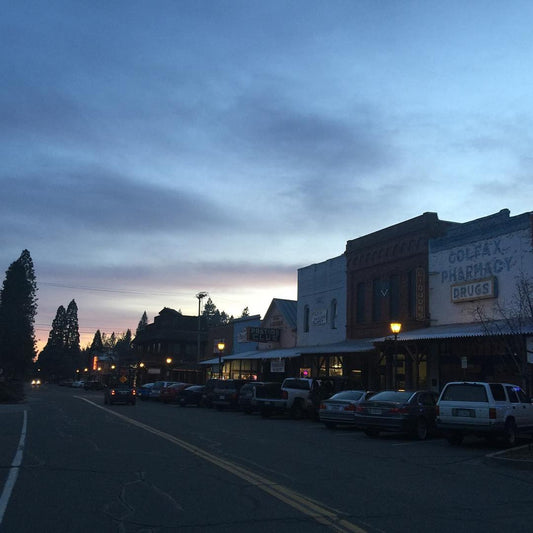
38,281 -> 179,297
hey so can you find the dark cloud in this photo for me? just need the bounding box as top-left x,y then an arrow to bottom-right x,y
0,168 -> 235,237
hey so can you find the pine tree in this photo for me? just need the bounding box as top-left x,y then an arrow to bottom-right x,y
135,311 -> 148,337
90,330 -> 104,353
115,330 -> 133,361
65,300 -> 80,352
0,250 -> 38,381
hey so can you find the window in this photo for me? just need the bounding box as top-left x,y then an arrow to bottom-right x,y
372,279 -> 381,322
389,274 -> 400,320
506,386 -> 519,403
330,299 -> 337,329
303,305 -> 310,332
442,384 -> 488,402
408,270 -> 416,318
489,383 -> 506,401
356,282 -> 365,323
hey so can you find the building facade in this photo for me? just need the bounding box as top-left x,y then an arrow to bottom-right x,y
132,308 -> 206,384
426,209 -> 533,391
345,213 -> 457,390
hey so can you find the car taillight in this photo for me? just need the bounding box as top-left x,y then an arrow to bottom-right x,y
319,403 -> 326,409
489,407 -> 496,419
344,405 -> 356,411
132,389 -> 136,396
111,390 -> 116,396
355,405 -> 364,413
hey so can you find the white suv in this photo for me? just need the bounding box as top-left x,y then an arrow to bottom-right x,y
436,381 -> 533,447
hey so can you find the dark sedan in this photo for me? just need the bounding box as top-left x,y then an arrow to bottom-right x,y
354,390 -> 438,440
319,390 -> 374,429
178,385 -> 205,406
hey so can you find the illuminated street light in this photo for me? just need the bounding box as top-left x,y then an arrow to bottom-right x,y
217,341 -> 225,379
390,323 -> 402,389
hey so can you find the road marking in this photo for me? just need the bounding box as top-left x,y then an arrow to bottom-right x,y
0,410 -> 27,525
78,397 -> 367,533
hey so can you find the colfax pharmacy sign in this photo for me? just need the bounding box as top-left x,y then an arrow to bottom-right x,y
450,277 -> 497,303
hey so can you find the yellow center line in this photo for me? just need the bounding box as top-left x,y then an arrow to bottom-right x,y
77,397 -> 367,533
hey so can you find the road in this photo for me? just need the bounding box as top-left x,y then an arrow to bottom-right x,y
1,385 -> 533,533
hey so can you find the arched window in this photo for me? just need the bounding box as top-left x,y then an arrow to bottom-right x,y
304,305 -> 310,332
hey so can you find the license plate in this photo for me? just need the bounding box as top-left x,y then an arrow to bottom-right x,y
369,408 -> 382,415
453,408 -> 475,417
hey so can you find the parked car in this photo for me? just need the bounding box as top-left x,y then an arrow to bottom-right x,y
354,390 -> 438,440
319,390 -> 375,429
212,379 -> 248,410
178,385 -> 205,407
71,380 -> 85,388
104,384 -> 136,405
436,381 -> 533,447
138,382 -> 155,401
201,378 -> 223,408
238,382 -> 264,413
149,381 -> 178,400
160,382 -> 192,403
254,382 -> 286,418
84,380 -> 104,391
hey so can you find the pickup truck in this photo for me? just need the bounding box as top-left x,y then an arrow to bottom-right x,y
436,381 -> 533,447
255,378 -> 318,419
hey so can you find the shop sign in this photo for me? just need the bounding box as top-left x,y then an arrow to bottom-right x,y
312,309 -> 327,326
451,277 -> 497,303
270,360 -> 285,373
416,267 -> 425,321
246,327 -> 280,342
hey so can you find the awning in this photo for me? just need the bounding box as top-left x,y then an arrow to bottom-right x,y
373,319 -> 533,342
298,339 -> 375,354
198,356 -> 226,365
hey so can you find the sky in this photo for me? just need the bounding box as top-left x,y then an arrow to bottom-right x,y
2,1 -> 533,352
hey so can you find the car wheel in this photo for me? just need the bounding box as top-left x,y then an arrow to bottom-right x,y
290,400 -> 304,420
414,417 -> 428,440
447,431 -> 463,445
364,429 -> 379,437
503,419 -> 518,448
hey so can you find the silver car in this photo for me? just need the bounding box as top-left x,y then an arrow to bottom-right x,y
319,390 -> 374,429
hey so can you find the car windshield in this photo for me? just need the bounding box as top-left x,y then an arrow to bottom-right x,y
369,391 -> 413,402
330,391 -> 364,401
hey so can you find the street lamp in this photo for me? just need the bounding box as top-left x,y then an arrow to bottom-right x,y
217,341 -> 225,379
390,323 -> 402,389
196,291 -> 208,362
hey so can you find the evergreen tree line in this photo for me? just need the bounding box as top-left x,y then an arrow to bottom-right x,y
38,299 -> 82,381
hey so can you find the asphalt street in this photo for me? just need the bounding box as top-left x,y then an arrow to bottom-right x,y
1,385 -> 533,533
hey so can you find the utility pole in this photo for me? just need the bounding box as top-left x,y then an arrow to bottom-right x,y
196,291 -> 208,363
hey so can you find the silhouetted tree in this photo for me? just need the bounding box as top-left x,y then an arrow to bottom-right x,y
0,250 -> 37,380
135,311 -> 148,337
202,298 -> 233,326
90,330 -> 104,353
